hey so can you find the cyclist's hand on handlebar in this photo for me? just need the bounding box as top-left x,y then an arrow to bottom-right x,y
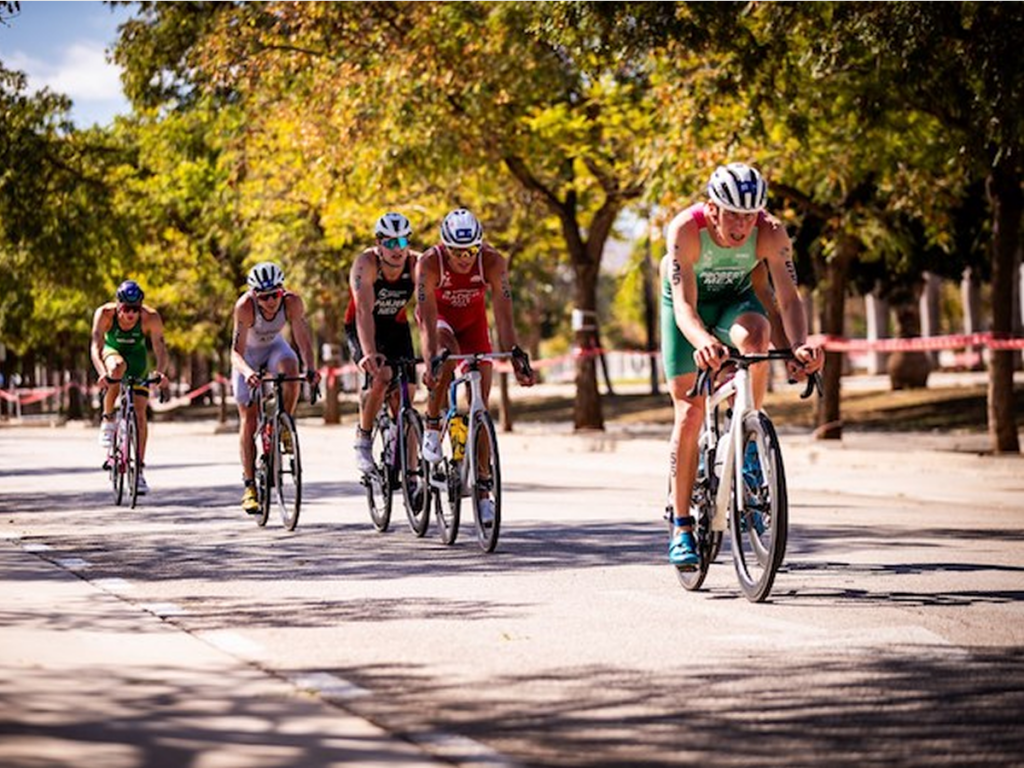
694,341 -> 728,372
511,345 -> 536,387
305,368 -> 322,387
793,343 -> 824,375
357,354 -> 383,378
245,369 -> 262,389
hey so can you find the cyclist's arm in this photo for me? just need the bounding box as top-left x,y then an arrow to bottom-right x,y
284,293 -> 319,383
350,250 -> 381,375
758,219 -> 823,374
142,308 -> 170,386
230,295 -> 257,384
485,248 -> 518,354
415,251 -> 440,383
750,262 -> 791,351
484,248 -> 534,386
665,218 -> 724,369
90,305 -> 113,380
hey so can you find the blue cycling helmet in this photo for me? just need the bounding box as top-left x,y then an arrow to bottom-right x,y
440,208 -> 483,248
116,280 -> 144,305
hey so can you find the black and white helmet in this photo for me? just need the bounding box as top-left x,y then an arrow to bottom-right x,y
440,208 -> 483,248
247,262 -> 285,292
707,163 -> 768,213
374,211 -> 412,239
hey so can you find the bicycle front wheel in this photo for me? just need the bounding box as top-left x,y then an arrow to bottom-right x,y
365,415 -> 393,532
110,420 -> 125,506
275,412 -> 302,530
470,412 -> 501,553
257,428 -> 273,527
400,409 -> 430,537
126,409 -> 141,509
730,412 -> 788,602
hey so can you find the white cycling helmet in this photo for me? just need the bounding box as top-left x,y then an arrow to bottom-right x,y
247,262 -> 285,292
374,211 -> 412,239
440,208 -> 483,248
707,163 -> 768,213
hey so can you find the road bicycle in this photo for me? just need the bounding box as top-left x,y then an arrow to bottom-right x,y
427,349 -> 532,553
670,349 -> 820,602
251,371 -> 319,531
102,374 -> 164,509
362,357 -> 431,537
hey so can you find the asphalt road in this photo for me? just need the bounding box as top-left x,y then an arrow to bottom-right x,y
2,418 -> 1023,768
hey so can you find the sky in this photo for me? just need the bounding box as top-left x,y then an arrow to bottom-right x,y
0,0 -> 133,127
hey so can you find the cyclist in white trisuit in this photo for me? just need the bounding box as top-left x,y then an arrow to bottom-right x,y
230,262 -> 321,514
660,163 -> 822,568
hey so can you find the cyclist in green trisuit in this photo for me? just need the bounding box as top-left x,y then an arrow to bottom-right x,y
90,280 -> 170,494
660,163 -> 822,569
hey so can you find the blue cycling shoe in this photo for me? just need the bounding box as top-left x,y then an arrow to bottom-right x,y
742,441 -> 761,488
738,510 -> 767,535
668,529 -> 699,570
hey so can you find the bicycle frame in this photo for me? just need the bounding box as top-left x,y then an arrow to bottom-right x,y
104,374 -> 160,507
433,352 -> 509,494
700,365 -> 753,533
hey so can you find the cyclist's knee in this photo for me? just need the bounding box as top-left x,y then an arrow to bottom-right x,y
731,315 -> 770,352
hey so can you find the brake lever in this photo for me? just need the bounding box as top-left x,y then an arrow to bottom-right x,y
800,372 -> 823,400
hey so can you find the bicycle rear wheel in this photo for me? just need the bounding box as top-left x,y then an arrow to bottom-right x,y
731,412 -> 788,602
275,412 -> 302,530
430,422 -> 461,546
675,450 -> 721,591
470,412 -> 501,553
400,409 -> 430,537
365,414 -> 393,532
126,409 -> 141,509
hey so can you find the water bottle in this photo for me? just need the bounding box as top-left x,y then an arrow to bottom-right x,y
450,415 -> 468,462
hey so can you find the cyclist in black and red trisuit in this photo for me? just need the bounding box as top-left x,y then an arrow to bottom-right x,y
345,212 -> 420,475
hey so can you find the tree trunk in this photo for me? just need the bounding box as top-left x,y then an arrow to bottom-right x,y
986,161 -> 1021,453
888,280 -> 931,390
864,289 -> 890,375
816,234 -> 856,440
573,261 -> 604,431
961,267 -> 984,371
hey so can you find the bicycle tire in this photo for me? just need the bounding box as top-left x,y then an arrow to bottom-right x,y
432,421 -> 461,546
126,409 -> 141,509
730,412 -> 788,602
110,417 -> 125,506
400,409 -> 430,537
257,424 -> 273,527
275,412 -> 302,530
470,412 -> 501,553
365,414 -> 394,532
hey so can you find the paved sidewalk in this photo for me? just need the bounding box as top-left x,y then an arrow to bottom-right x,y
0,540 -> 443,768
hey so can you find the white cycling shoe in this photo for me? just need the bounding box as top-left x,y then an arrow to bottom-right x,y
354,438 -> 376,475
422,430 -> 442,463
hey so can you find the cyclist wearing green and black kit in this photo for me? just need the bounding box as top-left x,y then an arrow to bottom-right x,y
660,163 -> 822,569
90,280 -> 170,494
